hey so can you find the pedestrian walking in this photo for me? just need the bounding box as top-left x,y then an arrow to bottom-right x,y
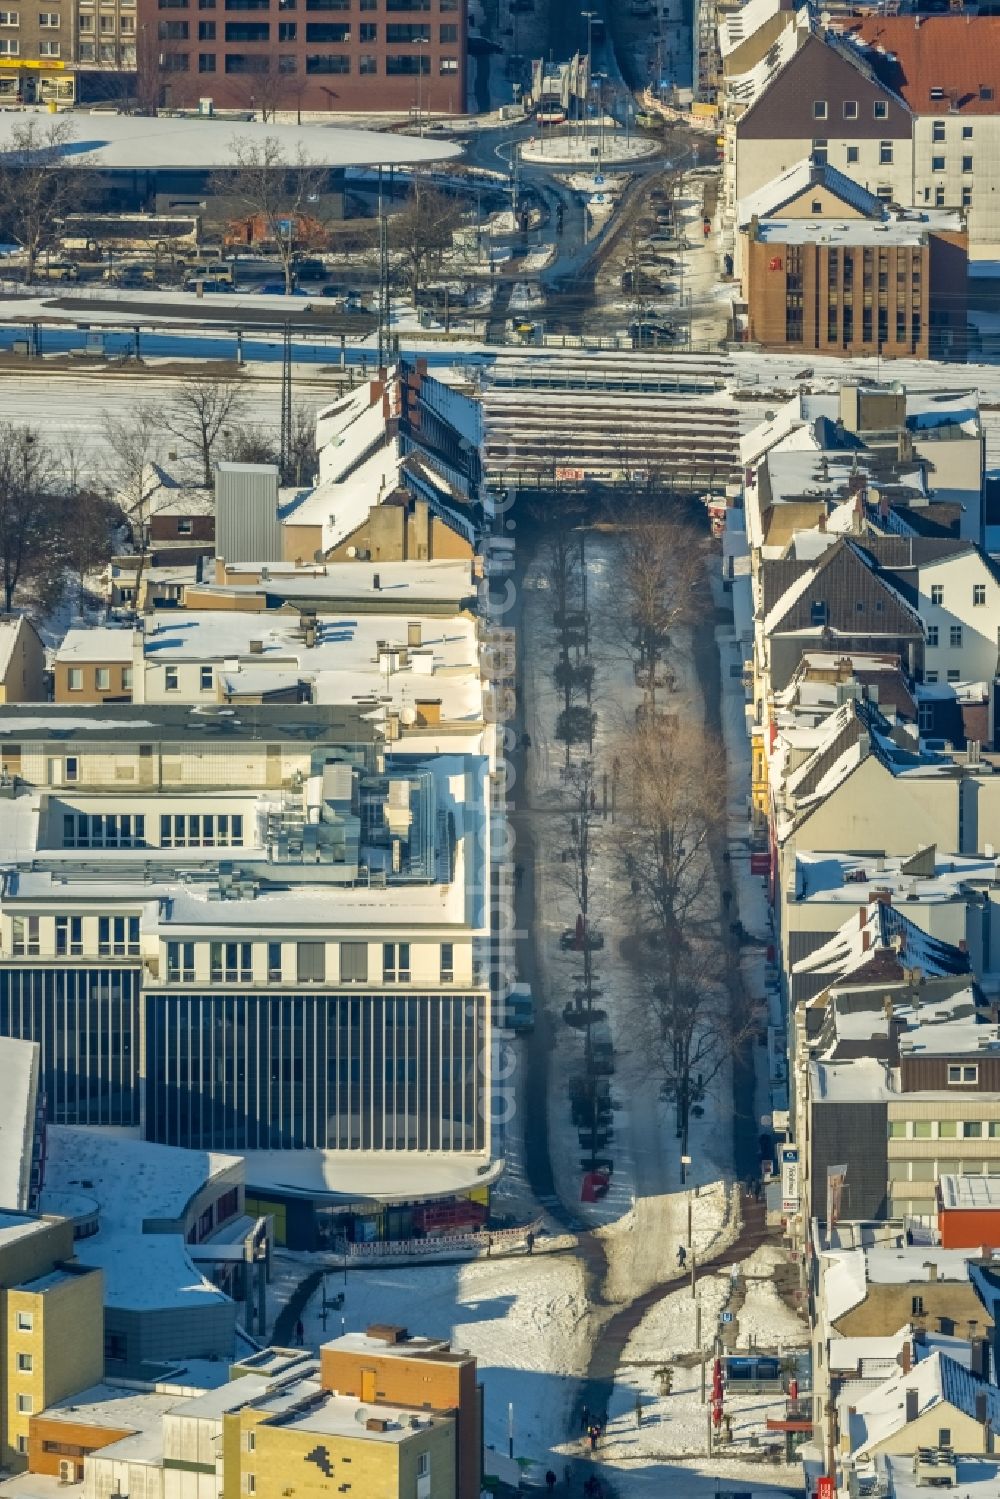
294,1318 -> 304,1346
677,1245 -> 687,1269
587,1422 -> 600,1452
486,1235 -> 493,1258
526,1230 -> 535,1256
635,1396 -> 643,1428
544,1470 -> 557,1492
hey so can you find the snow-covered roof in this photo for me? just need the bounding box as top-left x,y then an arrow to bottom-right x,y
55,626 -> 136,664
792,849 -> 996,906
737,158 -> 883,228
792,898 -> 970,984
845,1351 -> 1000,1457
281,440 -> 405,553
755,209 -> 963,245
243,1148 -> 503,1203
726,7 -> 810,107
719,0 -> 789,57
212,558 -> 475,608
0,1037 -> 37,1211
41,1127 -> 237,1312
1,112 -> 461,173
939,1174 -> 1000,1212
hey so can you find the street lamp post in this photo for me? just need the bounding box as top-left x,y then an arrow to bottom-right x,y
581,10 -> 596,146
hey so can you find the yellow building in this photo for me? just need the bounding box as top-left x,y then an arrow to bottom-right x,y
0,1213 -> 103,1469
223,1392 -> 455,1499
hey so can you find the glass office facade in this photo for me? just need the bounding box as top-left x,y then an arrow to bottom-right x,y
0,967 -> 140,1125
144,991 -> 487,1152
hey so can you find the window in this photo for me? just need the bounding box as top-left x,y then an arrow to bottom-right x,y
37,36 -> 58,51
939,1119 -> 958,1137
963,124 -> 973,139
846,145 -> 859,164
164,666 -> 179,691
932,155 -> 946,172
79,14 -> 93,27
913,1120 -> 933,1139
38,8 -> 58,21
16,1395 -> 31,1414
166,941 -> 195,981
926,625 -> 939,647
939,1429 -> 952,1447
55,916 -> 82,957
359,51 -> 375,70
963,185 -> 973,207
305,50 -> 350,69
296,941 -> 326,983
918,702 -> 934,731
305,19 -> 348,36
340,941 -> 368,983
11,917 -> 39,957
813,99 -> 827,119
226,20 -> 269,37
948,1064 -> 979,1084
16,1353 -> 32,1372
0,12 -> 18,23
247,1431 -> 256,1452
359,19 -> 374,37
200,665 -> 214,690
199,50 -> 216,67
880,141 -> 893,165
64,812 -> 145,850
417,1454 -> 430,1478
198,20 -> 215,36
15,1312 -> 31,1332
245,1478 -> 255,1496
963,156 -> 973,173
912,1295 -> 924,1316
385,52 -> 429,73
842,99 -> 857,119
159,17 -> 188,33
440,942 -> 454,981
0,36 -> 19,50
15,1436 -> 26,1456
386,19 -> 427,37
98,916 -> 140,958
383,942 -> 410,982
950,625 -> 963,648
935,186 -> 945,207
964,1120 -> 984,1138
888,1120 -> 907,1138
981,86 -> 994,101
811,198 -> 822,214
974,583 -> 987,606
67,667 -> 83,692
812,138 -> 827,166
95,666 -> 111,691
278,18 -> 294,35
810,600 -> 828,627
267,942 -> 282,981
931,583 -> 944,605
933,120 -> 946,142
439,21 -> 456,38
160,813 -> 243,848
211,942 -> 252,982
874,99 -> 888,119
947,669 -> 961,683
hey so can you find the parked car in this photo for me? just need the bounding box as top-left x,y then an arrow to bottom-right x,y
292,256 -> 326,281
559,926 -> 605,952
34,260 -> 79,282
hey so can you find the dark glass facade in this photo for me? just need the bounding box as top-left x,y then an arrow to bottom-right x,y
0,967 -> 140,1125
144,991 -> 486,1152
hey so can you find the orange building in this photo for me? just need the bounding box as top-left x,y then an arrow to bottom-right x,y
320,1325 -> 482,1499
938,1175 -> 1000,1250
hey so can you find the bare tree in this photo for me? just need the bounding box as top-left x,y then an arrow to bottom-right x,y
164,373 -> 247,487
214,136 -> 329,295
0,118 -> 84,282
133,23 -> 165,115
391,182 -> 463,302
0,424 -> 59,612
540,524 -> 593,766
100,399 -> 161,608
606,493 -> 708,710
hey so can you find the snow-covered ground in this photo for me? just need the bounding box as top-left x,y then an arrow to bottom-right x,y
598,1241 -> 807,1488
267,1249 -> 591,1473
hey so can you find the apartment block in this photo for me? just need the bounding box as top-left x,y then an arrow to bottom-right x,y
0,1213 -> 103,1470
145,0 -> 468,116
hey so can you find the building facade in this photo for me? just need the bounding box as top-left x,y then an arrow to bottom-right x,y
0,706 -> 493,1164
744,213 -> 967,360
146,0 -> 468,115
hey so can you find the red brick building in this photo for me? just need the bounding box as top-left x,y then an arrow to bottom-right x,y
147,0 -> 467,114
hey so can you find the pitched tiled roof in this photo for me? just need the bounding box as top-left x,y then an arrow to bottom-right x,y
840,15 -> 1000,115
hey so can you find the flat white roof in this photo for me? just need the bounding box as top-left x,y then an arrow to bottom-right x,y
756,211 -> 963,245
939,1174 -> 1000,1211
0,110 -> 461,173
243,1148 -> 502,1202
56,627 -> 135,664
